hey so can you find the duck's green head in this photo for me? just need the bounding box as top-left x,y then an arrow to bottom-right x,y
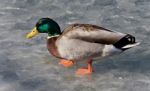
26,18 -> 61,39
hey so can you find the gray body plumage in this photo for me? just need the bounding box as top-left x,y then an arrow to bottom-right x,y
55,24 -> 126,61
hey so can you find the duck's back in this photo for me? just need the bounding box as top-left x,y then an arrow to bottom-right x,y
58,24 -> 125,44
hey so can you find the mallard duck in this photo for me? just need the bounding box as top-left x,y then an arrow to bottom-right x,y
26,18 -> 139,75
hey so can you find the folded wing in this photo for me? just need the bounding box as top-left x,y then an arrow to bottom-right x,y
60,24 -> 126,44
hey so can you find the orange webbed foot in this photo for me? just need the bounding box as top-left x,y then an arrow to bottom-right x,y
59,59 -> 74,67
76,59 -> 94,75
76,68 -> 93,75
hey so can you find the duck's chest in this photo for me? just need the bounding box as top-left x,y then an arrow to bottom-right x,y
47,37 -> 62,58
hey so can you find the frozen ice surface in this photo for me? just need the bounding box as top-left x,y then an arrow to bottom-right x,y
0,0 -> 150,91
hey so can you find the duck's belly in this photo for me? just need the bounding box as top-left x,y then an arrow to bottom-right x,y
56,37 -> 122,61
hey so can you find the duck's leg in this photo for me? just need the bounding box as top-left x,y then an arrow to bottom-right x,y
76,59 -> 94,75
59,59 -> 75,67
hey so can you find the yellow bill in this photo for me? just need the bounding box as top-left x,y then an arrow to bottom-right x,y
26,27 -> 39,39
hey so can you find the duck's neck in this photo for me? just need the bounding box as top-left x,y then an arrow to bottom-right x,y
47,35 -> 61,58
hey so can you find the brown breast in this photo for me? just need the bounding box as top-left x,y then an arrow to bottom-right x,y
47,37 -> 62,59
